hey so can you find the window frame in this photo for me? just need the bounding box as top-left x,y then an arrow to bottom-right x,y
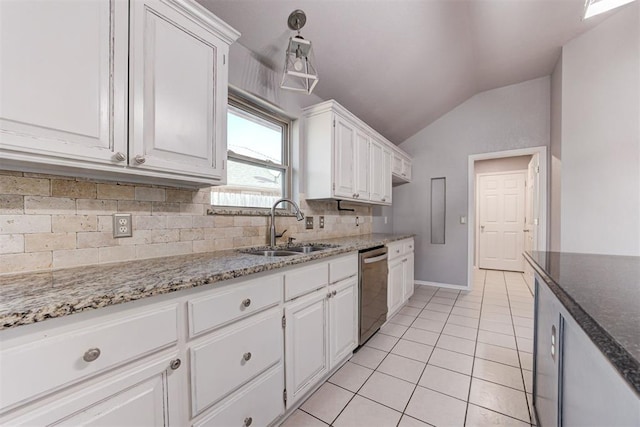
212,93 -> 292,211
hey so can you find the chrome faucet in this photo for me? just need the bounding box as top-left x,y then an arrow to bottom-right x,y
270,198 -> 304,247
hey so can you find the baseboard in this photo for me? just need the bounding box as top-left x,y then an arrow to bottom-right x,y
415,280 -> 470,291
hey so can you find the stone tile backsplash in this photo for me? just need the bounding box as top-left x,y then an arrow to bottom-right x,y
0,171 -> 372,274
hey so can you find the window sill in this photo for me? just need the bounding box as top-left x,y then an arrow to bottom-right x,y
207,207 -> 297,217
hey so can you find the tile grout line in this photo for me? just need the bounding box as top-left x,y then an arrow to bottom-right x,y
462,268 -> 488,426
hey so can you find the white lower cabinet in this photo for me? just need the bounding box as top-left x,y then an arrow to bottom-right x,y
329,277 -> 359,368
284,289 -> 330,407
387,238 -> 415,319
0,252 -> 361,426
284,254 -> 359,409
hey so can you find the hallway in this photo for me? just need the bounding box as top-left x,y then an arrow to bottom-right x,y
282,269 -> 536,427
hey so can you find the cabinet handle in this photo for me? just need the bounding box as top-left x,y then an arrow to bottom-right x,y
242,298 -> 251,308
244,417 -> 253,427
381,198 -> 386,202
114,152 -> 126,162
169,358 -> 181,370
326,292 -> 332,299
332,290 -> 337,296
134,155 -> 146,164
243,352 -> 252,362
83,348 -> 101,363
352,193 -> 357,198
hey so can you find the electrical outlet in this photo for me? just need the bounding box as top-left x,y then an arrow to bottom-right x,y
319,216 -> 325,229
305,216 -> 314,230
113,213 -> 132,238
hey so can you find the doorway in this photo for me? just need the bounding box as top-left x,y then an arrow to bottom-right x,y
477,170 -> 527,272
467,147 -> 548,290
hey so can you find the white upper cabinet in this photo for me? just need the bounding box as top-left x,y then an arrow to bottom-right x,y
0,0 -> 239,188
304,100 -> 405,206
0,0 -> 128,165
129,0 -> 232,182
333,115 -> 357,198
392,150 -> 412,185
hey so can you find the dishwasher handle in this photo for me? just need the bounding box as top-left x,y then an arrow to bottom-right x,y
363,253 -> 388,264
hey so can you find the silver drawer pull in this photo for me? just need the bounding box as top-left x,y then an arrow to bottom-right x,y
243,352 -> 252,362
242,298 -> 251,308
244,417 -> 253,427
326,292 -> 332,299
170,358 -> 181,370
332,290 -> 337,296
364,254 -> 388,264
114,152 -> 126,162
134,155 -> 146,164
83,348 -> 101,363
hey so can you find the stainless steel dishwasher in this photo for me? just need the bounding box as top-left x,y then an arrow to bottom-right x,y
358,245 -> 388,346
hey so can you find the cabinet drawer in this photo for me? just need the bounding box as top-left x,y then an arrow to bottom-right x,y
0,305 -> 178,412
403,239 -> 414,254
194,365 -> 284,427
387,241 -> 404,260
190,308 -> 283,415
284,262 -> 328,301
188,274 -> 282,337
329,253 -> 358,284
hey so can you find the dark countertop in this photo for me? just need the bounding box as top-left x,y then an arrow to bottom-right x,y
524,251 -> 640,394
0,233 -> 413,330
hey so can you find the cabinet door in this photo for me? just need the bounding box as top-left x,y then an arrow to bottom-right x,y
388,259 -> 404,317
0,0 -> 128,165
129,0 -> 228,181
403,253 -> 415,301
534,278 -> 562,427
402,158 -> 412,181
392,152 -> 403,175
382,147 -> 393,204
329,278 -> 358,368
6,354 -> 181,427
284,290 -> 329,407
355,130 -> 370,200
369,140 -> 384,202
333,115 -> 356,198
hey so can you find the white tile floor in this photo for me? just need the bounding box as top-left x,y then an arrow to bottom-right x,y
281,269 -> 536,427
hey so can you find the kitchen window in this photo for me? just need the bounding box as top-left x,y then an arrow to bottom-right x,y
211,95 -> 290,209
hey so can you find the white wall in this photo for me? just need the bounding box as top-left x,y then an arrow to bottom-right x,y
550,56 -> 563,252
394,77 -> 550,286
559,3 -> 640,256
475,155 -> 531,174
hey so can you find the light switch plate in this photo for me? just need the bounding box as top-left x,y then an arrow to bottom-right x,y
319,216 -> 325,229
113,213 -> 132,238
305,216 -> 314,230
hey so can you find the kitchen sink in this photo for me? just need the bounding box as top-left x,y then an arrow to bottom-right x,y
241,249 -> 299,257
240,244 -> 339,257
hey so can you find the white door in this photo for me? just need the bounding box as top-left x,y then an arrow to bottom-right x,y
329,278 -> 358,368
355,130 -> 370,200
387,258 -> 404,317
369,140 -> 384,202
284,290 -> 328,408
333,115 -> 356,199
478,172 -> 526,272
129,0 -> 229,180
524,154 -> 540,288
0,0 -> 128,165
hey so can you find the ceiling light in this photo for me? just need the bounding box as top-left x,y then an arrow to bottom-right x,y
583,0 -> 637,19
281,10 -> 319,95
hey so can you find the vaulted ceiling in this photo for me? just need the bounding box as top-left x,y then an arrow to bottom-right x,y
198,0 -> 608,143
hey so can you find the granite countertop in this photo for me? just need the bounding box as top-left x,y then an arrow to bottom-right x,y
524,251 -> 640,394
0,233 -> 413,330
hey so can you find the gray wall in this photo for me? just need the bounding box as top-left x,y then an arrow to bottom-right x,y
558,3 -> 640,256
394,77 -> 550,286
550,57 -> 563,252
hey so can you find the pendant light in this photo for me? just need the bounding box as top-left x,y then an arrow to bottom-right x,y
281,10 -> 319,95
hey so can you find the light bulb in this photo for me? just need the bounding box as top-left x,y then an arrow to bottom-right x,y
293,57 -> 304,72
